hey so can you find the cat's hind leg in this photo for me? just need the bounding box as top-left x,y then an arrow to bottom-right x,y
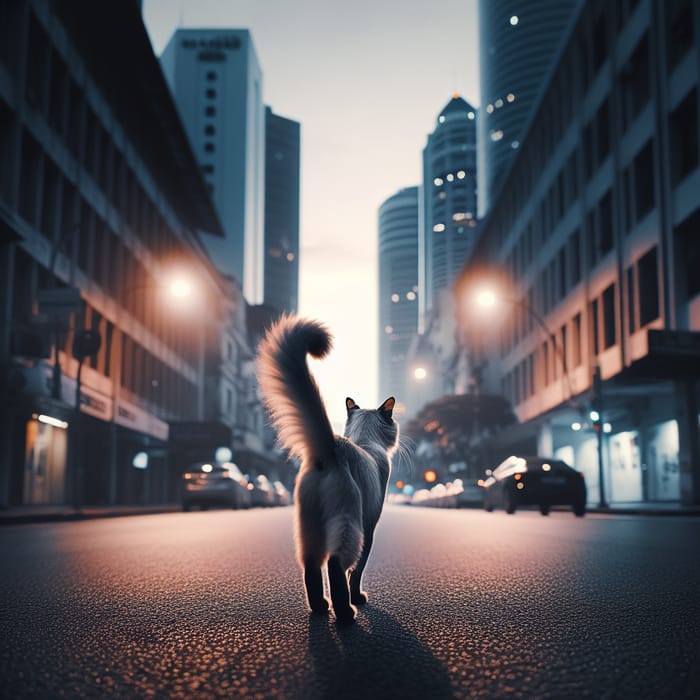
327,555 -> 356,624
303,556 -> 329,614
349,531 -> 374,605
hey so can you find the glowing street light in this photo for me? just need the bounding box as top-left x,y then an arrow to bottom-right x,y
414,367 -> 427,381
168,277 -> 193,299
476,289 -> 497,308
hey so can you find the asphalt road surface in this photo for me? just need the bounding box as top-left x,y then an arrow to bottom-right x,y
1,505 -> 699,699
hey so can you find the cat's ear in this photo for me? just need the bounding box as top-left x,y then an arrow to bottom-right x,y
346,397 -> 360,415
378,397 -> 395,419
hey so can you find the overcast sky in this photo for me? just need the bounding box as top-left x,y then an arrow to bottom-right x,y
143,0 -> 480,430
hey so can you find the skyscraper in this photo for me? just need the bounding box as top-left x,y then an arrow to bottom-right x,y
161,29 -> 265,302
378,187 -> 419,407
419,95 -> 478,329
264,106 -> 300,315
478,0 -> 578,215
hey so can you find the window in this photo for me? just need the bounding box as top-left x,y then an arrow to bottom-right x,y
674,208 -> 700,301
204,124 -> 215,136
204,142 -> 214,153
627,266 -> 636,333
591,299 -> 600,355
570,229 -> 582,285
620,35 -> 649,130
206,71 -> 217,81
638,247 -> 659,326
206,88 -> 217,99
624,140 -> 655,231
666,0 -> 694,72
205,106 -> 216,117
572,313 -> 582,367
602,284 -> 616,349
669,89 -> 698,185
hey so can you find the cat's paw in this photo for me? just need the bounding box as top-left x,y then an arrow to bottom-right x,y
350,590 -> 368,605
334,604 -> 357,625
309,598 -> 330,615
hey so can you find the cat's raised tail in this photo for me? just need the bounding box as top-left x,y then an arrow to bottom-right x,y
256,314 -> 337,467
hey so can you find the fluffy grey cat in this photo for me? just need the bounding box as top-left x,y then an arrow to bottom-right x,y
257,314 -> 399,624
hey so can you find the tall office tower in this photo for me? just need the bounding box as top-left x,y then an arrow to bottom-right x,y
419,95 -> 478,329
478,0 -> 577,215
378,187 -> 420,407
161,29 -> 265,303
263,106 -> 300,315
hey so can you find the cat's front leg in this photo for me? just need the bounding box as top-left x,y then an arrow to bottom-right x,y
303,558 -> 329,614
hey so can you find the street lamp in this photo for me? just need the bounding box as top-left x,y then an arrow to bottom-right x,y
414,367 -> 428,381
474,286 -> 608,507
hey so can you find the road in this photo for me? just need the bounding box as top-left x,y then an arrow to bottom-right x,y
1,505 -> 699,699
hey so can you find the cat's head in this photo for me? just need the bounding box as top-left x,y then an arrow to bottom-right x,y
343,396 -> 399,451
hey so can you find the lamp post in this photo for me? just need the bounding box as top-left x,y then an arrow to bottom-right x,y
474,286 -> 607,507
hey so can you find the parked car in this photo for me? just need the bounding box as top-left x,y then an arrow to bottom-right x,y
480,455 -> 587,516
272,480 -> 292,506
246,474 -> 277,507
181,461 -> 250,511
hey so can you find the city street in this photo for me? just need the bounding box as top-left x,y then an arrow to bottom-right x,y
1,506 -> 699,699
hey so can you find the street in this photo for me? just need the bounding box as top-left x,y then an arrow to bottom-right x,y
1,506 -> 699,699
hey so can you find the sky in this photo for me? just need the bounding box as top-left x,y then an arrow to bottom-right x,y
142,0 -> 480,431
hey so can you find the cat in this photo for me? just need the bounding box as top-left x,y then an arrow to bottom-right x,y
256,314 -> 399,624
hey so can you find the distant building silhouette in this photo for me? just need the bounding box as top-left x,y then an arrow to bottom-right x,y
161,29 -> 265,303
264,106 -> 300,315
419,95 -> 478,329
478,0 -> 578,216
378,187 -> 420,409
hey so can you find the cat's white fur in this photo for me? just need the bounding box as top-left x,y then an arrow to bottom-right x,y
256,314 -> 399,623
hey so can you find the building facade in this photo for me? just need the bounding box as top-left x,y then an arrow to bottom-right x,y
0,1 -> 260,507
160,29 -> 265,304
378,187 -> 420,411
478,0 -> 578,216
263,106 -> 300,315
419,95 -> 478,330
458,0 -> 700,505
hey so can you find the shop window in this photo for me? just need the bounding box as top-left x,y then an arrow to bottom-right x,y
602,284 -> 616,349
669,89 -> 698,185
638,246 -> 659,326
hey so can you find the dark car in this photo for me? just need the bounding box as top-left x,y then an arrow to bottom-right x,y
480,455 -> 587,516
182,461 -> 250,511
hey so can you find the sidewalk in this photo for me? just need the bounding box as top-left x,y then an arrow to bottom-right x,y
1,501 -> 699,525
0,504 -> 181,526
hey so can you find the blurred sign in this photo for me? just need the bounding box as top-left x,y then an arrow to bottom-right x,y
38,287 -> 82,316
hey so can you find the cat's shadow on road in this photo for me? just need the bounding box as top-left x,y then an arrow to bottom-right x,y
306,605 -> 455,699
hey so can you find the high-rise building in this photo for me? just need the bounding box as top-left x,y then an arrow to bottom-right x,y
378,187 -> 419,408
263,106 -> 300,315
161,29 -> 265,303
478,0 -> 578,216
457,0 -> 700,505
419,95 -> 478,329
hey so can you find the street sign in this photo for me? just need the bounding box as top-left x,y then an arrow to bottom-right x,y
38,286 -> 82,316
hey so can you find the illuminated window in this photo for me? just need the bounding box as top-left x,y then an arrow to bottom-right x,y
507,93 -> 515,102
433,177 -> 443,186
467,111 -> 475,120
457,170 -> 466,179
510,15 -> 519,26
433,223 -> 446,232
490,130 -> 504,141
406,291 -> 416,301
391,293 -> 400,303
446,173 -> 454,182
486,104 -> 494,114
